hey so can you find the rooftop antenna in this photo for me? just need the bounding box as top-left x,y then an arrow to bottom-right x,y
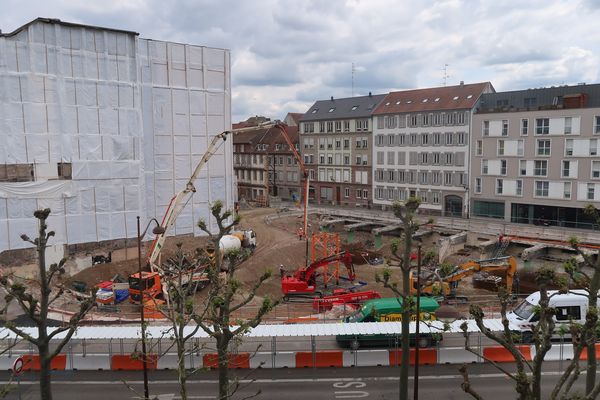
442,63 -> 450,86
351,62 -> 356,97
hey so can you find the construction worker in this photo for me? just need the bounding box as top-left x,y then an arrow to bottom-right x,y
279,264 -> 285,278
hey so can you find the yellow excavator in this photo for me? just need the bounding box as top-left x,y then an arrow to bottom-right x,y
409,256 -> 517,299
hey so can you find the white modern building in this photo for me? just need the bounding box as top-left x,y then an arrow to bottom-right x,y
372,82 -> 493,216
0,18 -> 233,255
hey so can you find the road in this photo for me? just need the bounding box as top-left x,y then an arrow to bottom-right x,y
1,362 -> 586,399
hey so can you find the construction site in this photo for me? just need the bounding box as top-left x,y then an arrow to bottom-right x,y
3,197 -> 599,328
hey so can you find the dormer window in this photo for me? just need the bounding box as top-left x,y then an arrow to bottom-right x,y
311,109 -> 318,114
422,98 -> 428,103
434,97 -> 440,102
385,102 -> 390,106
453,96 -> 459,100
407,100 -> 412,104
467,94 -> 473,99
396,101 -> 401,105
328,107 -> 335,112
351,105 -> 358,110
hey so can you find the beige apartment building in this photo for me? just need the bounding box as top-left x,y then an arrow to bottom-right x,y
470,84 -> 600,229
299,94 -> 385,207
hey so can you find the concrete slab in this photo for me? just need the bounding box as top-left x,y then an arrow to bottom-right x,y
343,350 -> 389,367
71,354 -> 111,370
438,347 -> 479,364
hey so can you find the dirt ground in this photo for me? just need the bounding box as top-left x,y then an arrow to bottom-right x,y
61,206 -> 570,321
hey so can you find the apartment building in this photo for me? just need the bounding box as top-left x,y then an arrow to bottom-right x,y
233,123 -> 300,203
299,93 -> 385,206
372,82 -> 493,216
471,84 -> 600,229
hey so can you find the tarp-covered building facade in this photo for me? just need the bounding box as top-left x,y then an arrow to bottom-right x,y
0,18 -> 233,254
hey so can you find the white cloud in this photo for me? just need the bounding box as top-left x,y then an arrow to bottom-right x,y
1,0 -> 599,122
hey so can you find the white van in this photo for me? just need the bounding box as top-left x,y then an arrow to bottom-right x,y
507,289 -> 597,341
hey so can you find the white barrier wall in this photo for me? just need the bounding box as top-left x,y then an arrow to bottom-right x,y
0,19 -> 232,251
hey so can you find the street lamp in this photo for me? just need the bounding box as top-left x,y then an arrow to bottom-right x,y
136,216 -> 165,400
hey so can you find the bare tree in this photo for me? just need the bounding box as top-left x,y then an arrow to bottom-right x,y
376,197 -> 432,400
195,201 -> 277,400
0,209 -> 95,400
155,244 -> 210,400
459,267 -> 560,400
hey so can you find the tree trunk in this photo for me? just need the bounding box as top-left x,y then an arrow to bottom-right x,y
585,271 -> 600,395
177,339 -> 187,400
39,344 -> 53,400
399,230 -> 412,400
217,335 -> 229,400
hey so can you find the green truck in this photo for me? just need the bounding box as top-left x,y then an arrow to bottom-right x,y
336,297 -> 441,350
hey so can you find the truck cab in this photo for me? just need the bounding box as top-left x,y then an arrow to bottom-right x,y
336,297 -> 441,350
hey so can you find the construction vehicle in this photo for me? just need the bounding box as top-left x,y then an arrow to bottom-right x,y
336,297 -> 441,349
409,256 -> 517,299
281,251 -> 357,297
128,122 -> 272,304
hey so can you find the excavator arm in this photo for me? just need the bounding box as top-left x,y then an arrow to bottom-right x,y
300,251 -> 355,283
411,256 -> 517,297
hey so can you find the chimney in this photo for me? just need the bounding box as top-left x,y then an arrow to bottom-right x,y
460,81 -> 464,87
369,92 -> 372,97
330,96 -> 334,101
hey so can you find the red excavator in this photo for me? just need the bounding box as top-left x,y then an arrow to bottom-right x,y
281,252 -> 380,308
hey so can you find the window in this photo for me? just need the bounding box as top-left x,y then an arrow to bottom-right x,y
57,163 -> 72,180
534,160 -> 547,176
319,154 -> 325,164
521,119 -> 529,135
326,121 -> 333,132
496,179 -> 503,194
432,192 -> 440,204
343,120 -> 350,132
398,134 -> 406,145
445,132 -> 453,145
536,118 -> 549,134
564,117 -> 572,134
319,122 -> 325,132
588,183 -> 595,200
519,160 -> 527,176
362,138 -> 368,149
344,188 -> 350,198
0,164 -> 35,182
356,119 -> 369,131
535,181 -> 549,197
591,139 -> 598,156
473,200 -> 505,219
457,112 -> 466,125
363,189 -> 368,199
593,161 -> 600,179
565,139 -> 574,156
344,139 -> 350,149
500,159 -> 507,175
344,155 -> 350,165
385,115 -> 397,129
444,172 -> 453,185
516,180 -> 523,196
482,160 -> 489,174
335,139 -> 341,149
410,133 -> 418,145
476,140 -> 483,156
562,161 -> 571,178
475,178 -> 482,193
498,140 -> 505,156
564,182 -> 571,199
433,132 -> 441,145
422,133 -> 429,145
483,121 -> 489,136
595,116 -> 600,135
517,140 -> 524,156
537,139 -> 551,156
419,171 -> 428,184
524,97 -> 537,108
356,189 -> 362,199
422,114 -> 430,126
502,120 -> 508,136
410,114 -> 418,127
444,152 -> 453,165
335,121 -> 342,132
556,306 -> 581,321
327,155 -> 333,164
432,152 -> 440,165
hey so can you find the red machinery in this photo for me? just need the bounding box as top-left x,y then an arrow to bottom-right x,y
281,251 -> 356,296
312,289 -> 381,312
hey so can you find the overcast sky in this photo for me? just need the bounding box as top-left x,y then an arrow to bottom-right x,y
2,0 -> 599,122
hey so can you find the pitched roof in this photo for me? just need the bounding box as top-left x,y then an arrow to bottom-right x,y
0,17 -> 138,37
300,93 -> 387,122
372,82 -> 493,115
476,83 -> 600,113
232,124 -> 298,150
285,113 -> 303,125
